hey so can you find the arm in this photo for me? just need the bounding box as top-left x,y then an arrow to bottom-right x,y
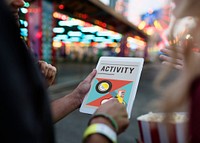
51,69 -> 97,123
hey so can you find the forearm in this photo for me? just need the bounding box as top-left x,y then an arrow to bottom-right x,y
51,69 -> 96,123
51,92 -> 79,123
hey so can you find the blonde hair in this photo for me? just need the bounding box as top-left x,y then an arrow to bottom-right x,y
154,0 -> 200,114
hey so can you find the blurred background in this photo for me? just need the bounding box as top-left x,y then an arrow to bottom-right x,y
20,0 -> 173,66
17,0 -> 192,142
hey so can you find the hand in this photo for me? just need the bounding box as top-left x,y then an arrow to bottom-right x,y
92,98 -> 129,134
38,60 -> 57,86
71,69 -> 97,106
159,46 -> 184,70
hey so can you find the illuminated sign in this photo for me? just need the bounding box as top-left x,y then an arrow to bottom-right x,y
99,0 -> 110,5
53,12 -> 122,45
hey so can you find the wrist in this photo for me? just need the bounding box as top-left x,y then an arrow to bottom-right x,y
83,123 -> 117,143
89,114 -> 118,132
64,92 -> 80,109
89,117 -> 115,131
70,88 -> 84,108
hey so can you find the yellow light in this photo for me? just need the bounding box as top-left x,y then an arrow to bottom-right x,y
146,28 -> 154,36
138,21 -> 146,30
115,47 -> 121,53
127,37 -> 133,42
134,36 -> 142,40
127,36 -> 146,47
53,12 -> 68,20
126,43 -> 131,48
53,12 -> 59,18
53,41 -> 62,48
153,20 -> 163,31
66,46 -> 70,54
109,42 -> 118,47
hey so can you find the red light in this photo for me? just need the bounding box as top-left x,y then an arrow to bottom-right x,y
36,31 -> 42,39
82,14 -> 88,19
59,4 -> 64,10
102,23 -> 107,27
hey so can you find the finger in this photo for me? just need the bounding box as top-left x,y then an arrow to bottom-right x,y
109,99 -> 128,116
161,46 -> 183,57
162,61 -> 183,70
160,55 -> 183,65
119,104 -> 128,118
160,48 -> 183,59
46,65 -> 56,79
174,64 -> 183,70
46,66 -> 53,79
160,55 -> 173,63
84,69 -> 97,83
50,67 -> 56,80
165,46 -> 184,53
45,72 -> 54,86
41,63 -> 48,75
44,64 -> 50,77
38,60 -> 44,65
109,98 -> 119,103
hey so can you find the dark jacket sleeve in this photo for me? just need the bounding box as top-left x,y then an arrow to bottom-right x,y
0,1 -> 54,143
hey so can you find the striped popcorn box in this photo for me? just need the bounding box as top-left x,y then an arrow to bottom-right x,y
137,112 -> 188,143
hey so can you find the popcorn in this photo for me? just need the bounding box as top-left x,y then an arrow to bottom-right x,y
137,112 -> 188,123
137,112 -> 188,143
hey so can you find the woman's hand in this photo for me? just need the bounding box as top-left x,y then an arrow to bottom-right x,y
160,46 -> 184,70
